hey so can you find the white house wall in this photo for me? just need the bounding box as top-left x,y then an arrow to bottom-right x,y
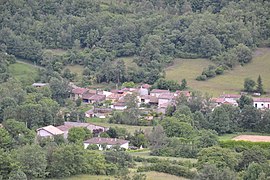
254,102 -> 270,109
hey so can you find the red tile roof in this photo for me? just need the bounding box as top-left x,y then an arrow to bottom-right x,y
150,89 -> 170,94
84,137 -> 129,145
72,88 -> 88,95
253,98 -> 270,102
158,93 -> 175,100
220,94 -> 241,99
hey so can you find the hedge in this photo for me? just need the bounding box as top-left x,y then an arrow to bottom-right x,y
219,140 -> 270,150
137,163 -> 196,179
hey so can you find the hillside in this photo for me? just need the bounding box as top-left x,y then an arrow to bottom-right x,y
166,48 -> 270,97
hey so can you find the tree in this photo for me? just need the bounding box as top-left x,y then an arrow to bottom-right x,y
209,106 -> 231,134
180,78 -> 187,90
15,145 -> 47,179
256,75 -> 264,94
239,105 -> 261,131
0,128 -> 12,150
67,127 -> 92,143
131,130 -> 148,148
0,149 -> 19,179
197,146 -> 239,170
8,169 -> 27,180
195,130 -> 218,149
147,125 -> 168,154
161,117 -> 195,139
3,119 -> 35,146
238,147 -> 267,171
237,95 -> 253,109
243,163 -> 266,180
196,164 -> 237,180
244,78 -> 256,92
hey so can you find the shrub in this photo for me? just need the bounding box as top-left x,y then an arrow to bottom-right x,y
196,75 -> 207,81
87,144 -> 99,150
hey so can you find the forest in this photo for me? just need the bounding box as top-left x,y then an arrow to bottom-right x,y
1,0 -> 270,179
0,0 -> 270,85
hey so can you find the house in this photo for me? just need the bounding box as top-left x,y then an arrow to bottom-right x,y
85,108 -> 112,118
107,93 -> 124,103
71,87 -> 88,100
56,122 -> 108,138
32,83 -> 48,88
220,94 -> 241,101
37,125 -> 64,138
212,97 -> 238,107
150,89 -> 170,97
83,94 -> 106,104
158,93 -> 176,107
112,102 -> 127,110
253,98 -> 270,109
138,86 -> 149,96
83,137 -> 129,150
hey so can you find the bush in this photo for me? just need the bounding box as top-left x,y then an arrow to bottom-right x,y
219,140 -> 270,151
215,66 -> 224,75
87,144 -> 99,150
202,69 -> 216,78
196,75 -> 207,81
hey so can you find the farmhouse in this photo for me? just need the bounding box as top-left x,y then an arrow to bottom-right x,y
71,87 -> 88,100
150,89 -> 170,97
37,125 -> 64,138
83,137 -> 129,150
56,122 -> 108,138
158,93 -> 176,107
253,98 -> 270,109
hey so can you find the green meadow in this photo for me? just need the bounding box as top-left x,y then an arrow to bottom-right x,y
166,48 -> 270,97
9,61 -> 39,84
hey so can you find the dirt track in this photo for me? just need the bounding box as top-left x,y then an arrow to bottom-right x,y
233,135 -> 270,142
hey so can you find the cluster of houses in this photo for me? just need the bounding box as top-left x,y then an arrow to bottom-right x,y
70,84 -> 192,117
212,94 -> 270,109
34,82 -> 270,150
36,122 -> 129,150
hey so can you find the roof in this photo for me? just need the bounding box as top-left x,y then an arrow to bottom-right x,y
141,84 -> 151,89
158,93 -> 175,100
113,102 -> 126,107
150,89 -> 170,94
149,96 -> 158,103
56,124 -> 73,132
84,137 -> 129,145
89,94 -> 106,101
72,88 -> 88,95
37,125 -> 64,135
220,94 -> 241,99
253,98 -> 270,102
32,83 -> 48,87
82,92 -> 96,99
107,93 -> 123,100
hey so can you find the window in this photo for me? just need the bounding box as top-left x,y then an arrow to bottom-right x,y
255,103 -> 257,107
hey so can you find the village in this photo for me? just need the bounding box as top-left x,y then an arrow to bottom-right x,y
36,82 -> 270,151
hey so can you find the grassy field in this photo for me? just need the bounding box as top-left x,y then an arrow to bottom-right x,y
130,150 -> 198,164
166,48 -> 270,97
9,61 -> 39,83
86,119 -> 153,134
218,132 -> 270,141
48,172 -> 187,180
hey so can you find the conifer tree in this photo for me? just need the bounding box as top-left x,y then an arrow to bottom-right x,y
256,75 -> 264,94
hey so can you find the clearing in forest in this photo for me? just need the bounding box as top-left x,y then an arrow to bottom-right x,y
165,48 -> 270,97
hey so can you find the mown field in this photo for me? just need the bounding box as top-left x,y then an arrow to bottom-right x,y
49,171 -> 187,180
166,48 -> 270,97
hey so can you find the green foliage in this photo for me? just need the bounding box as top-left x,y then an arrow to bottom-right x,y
67,127 -> 92,143
152,78 -> 182,91
122,81 -> 135,88
87,144 -> 99,150
209,106 -> 231,134
0,149 -> 19,179
0,128 -> 12,150
195,164 -> 237,180
219,140 -> 270,150
237,95 -> 253,109
197,146 -> 239,170
244,78 -> 256,92
256,75 -> 264,94
15,144 -> 47,179
137,162 -> 196,179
